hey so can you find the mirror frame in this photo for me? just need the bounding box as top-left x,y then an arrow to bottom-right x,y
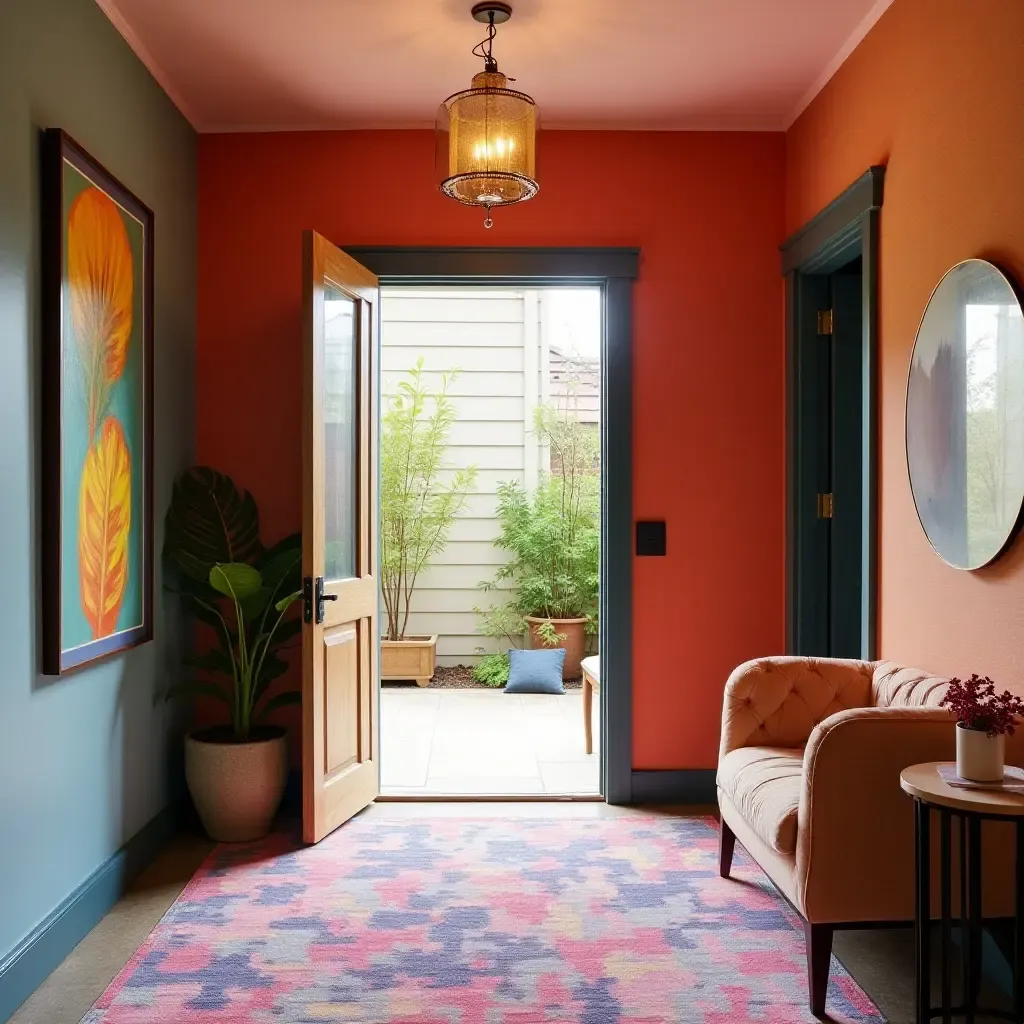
906,257 -> 1024,571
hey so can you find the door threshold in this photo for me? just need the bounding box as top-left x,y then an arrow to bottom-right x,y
376,793 -> 605,803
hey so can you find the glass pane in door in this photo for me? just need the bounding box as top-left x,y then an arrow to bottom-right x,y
323,284 -> 357,581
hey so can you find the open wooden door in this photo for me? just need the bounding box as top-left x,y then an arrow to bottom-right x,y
301,230 -> 379,844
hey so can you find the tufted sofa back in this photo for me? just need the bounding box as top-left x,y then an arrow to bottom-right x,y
870,661 -> 949,707
720,657 -> 875,757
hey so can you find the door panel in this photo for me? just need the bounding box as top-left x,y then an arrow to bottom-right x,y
792,268 -> 864,658
794,274 -> 831,655
302,230 -> 380,844
325,624 -> 360,773
829,271 -> 864,658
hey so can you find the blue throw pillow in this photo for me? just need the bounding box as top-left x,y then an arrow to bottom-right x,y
504,648 -> 566,695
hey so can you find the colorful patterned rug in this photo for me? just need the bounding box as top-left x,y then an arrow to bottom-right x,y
83,815 -> 885,1023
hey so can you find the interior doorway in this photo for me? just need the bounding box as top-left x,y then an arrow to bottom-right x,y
376,284 -> 604,797
795,261 -> 864,658
344,245 -> 638,806
782,167 -> 883,660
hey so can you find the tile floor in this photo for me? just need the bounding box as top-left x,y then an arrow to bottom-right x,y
379,685 -> 600,796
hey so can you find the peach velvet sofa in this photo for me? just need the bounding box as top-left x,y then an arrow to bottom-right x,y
717,656 -> 1024,1017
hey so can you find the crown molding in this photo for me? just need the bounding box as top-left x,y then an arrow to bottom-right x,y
784,0 -> 895,129
200,118 -> 785,135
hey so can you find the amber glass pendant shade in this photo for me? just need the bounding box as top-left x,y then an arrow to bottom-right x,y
436,70 -> 538,215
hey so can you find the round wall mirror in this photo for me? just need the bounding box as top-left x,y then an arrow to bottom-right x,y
907,259 -> 1024,570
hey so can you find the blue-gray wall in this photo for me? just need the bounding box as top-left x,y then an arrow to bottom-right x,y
0,0 -> 195,971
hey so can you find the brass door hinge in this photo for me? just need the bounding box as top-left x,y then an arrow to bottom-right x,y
817,309 -> 834,336
817,493 -> 834,519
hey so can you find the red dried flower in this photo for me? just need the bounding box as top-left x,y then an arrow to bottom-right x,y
940,674 -> 1024,737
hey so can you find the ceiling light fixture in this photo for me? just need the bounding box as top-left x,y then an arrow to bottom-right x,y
436,2 -> 538,229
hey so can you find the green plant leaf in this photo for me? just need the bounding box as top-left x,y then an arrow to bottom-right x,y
240,586 -> 273,620
164,467 -> 262,582
257,535 -> 302,589
272,617 -> 303,643
172,588 -> 233,635
275,590 -> 302,613
209,563 -> 263,601
257,690 -> 302,719
252,652 -> 290,705
164,680 -> 232,704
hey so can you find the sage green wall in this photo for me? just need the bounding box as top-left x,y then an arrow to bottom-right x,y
0,0 -> 196,967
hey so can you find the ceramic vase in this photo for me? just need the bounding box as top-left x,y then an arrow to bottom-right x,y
956,721 -> 1005,783
185,727 -> 288,841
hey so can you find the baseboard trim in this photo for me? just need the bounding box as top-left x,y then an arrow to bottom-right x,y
630,769 -> 717,805
0,803 -> 179,1024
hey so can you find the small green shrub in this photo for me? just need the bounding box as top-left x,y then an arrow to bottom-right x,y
473,652 -> 510,687
478,403 -> 600,630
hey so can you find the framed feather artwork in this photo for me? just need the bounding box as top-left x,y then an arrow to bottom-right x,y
41,130 -> 154,674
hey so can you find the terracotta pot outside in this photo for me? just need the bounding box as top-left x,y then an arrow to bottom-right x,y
525,615 -> 588,680
955,722 -> 1005,783
185,727 -> 288,842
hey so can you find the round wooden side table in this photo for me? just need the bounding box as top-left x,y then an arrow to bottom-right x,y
901,762 -> 1024,1023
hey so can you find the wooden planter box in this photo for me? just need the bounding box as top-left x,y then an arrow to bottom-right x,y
381,635 -> 438,687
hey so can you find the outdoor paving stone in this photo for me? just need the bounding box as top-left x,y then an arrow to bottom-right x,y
380,687 -> 599,795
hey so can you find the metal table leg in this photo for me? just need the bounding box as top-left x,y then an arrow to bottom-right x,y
918,799 -> 932,1024
941,809 -> 952,1022
1016,819 -> 1024,1022
961,813 -> 969,1020
968,815 -> 982,1022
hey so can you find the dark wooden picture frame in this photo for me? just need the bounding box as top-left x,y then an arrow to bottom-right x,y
41,129 -> 154,674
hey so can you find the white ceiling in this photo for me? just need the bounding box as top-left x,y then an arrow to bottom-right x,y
96,0 -> 894,132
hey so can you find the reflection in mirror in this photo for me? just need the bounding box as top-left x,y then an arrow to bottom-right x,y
907,260 -> 1024,569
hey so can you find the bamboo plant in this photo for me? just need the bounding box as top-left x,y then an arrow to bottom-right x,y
380,360 -> 477,641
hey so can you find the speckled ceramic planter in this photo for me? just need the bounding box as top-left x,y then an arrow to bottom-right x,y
185,727 -> 288,842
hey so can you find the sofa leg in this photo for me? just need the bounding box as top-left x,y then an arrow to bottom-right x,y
718,819 -> 736,878
805,922 -> 833,1018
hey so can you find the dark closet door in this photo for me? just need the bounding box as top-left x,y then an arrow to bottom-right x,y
828,271 -> 863,658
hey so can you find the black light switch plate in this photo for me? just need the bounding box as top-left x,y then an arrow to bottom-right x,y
636,520 -> 666,556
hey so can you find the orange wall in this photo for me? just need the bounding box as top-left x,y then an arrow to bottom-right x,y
787,0 -> 1024,684
197,129 -> 786,768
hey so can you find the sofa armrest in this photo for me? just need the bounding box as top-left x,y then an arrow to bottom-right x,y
797,706 -> 957,923
720,656 -> 874,759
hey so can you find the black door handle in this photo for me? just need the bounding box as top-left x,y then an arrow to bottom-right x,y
315,577 -> 337,624
303,576 -> 339,624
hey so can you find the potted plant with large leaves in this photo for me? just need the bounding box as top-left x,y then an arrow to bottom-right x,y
164,467 -> 303,841
381,360 -> 476,684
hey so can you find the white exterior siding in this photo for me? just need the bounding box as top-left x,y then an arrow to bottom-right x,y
381,288 -> 547,665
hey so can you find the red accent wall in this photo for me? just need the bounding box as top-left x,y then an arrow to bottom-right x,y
787,0 -> 1024,685
197,129 -> 786,768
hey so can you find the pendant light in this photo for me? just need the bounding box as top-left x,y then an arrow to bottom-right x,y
436,2 -> 538,228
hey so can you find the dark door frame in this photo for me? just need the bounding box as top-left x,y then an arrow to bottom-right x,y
779,167 -> 885,660
345,246 -> 639,804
